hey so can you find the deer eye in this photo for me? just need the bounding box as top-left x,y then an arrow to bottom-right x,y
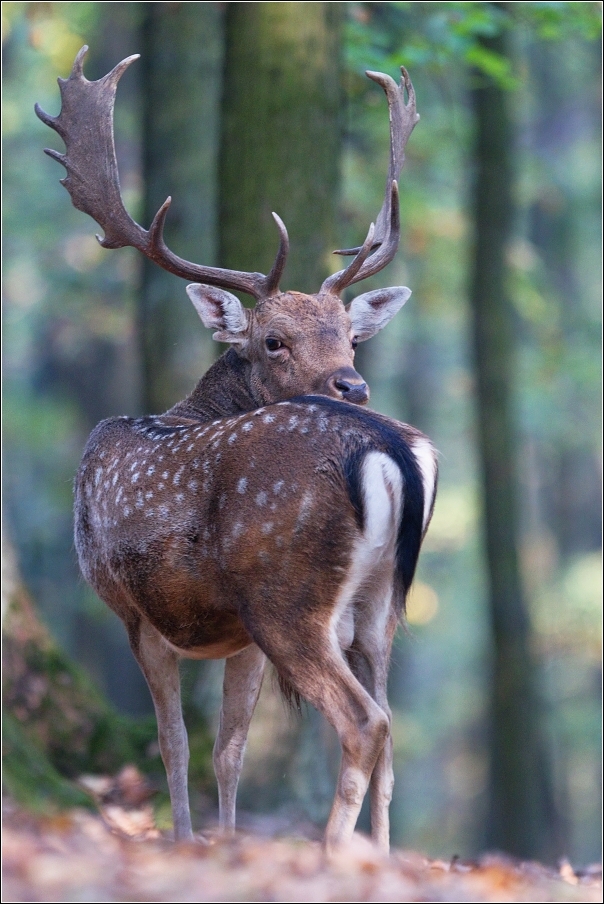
351,337 -> 359,350
265,337 -> 284,352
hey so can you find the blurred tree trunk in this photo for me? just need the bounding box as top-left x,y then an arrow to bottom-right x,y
139,1 -> 223,413
219,1 -> 343,293
469,21 -> 560,860
219,1 -> 344,827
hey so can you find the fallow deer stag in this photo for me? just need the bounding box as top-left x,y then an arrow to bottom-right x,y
37,47 -> 437,852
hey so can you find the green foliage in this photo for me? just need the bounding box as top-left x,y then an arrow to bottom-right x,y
346,2 -> 601,87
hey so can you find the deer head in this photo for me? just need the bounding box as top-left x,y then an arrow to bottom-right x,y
35,47 -> 419,408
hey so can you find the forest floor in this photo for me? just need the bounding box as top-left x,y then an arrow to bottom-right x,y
3,773 -> 601,904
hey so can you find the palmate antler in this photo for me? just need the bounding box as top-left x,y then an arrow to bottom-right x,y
35,46 -> 288,300
36,48 -> 418,300
322,67 -> 419,295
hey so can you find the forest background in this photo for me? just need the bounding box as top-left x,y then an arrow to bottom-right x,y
2,0 -> 601,868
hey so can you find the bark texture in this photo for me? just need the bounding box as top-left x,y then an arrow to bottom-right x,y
219,1 -> 343,294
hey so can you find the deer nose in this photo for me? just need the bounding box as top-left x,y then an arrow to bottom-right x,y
327,368 -> 370,405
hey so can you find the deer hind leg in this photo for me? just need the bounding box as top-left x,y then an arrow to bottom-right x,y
268,637 -> 389,853
350,602 -> 399,852
213,643 -> 266,834
128,616 -> 192,841
242,597 -> 390,851
337,449 -> 403,851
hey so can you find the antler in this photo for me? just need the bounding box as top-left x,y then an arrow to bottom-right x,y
35,46 -> 288,300
322,66 -> 419,295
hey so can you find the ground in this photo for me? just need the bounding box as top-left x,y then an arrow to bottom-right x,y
2,773 -> 601,904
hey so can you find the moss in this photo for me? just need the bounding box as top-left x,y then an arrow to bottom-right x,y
2,710 -> 93,812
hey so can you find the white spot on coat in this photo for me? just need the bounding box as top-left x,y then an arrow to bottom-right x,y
296,491 -> 314,529
256,491 -> 267,507
237,478 -> 247,494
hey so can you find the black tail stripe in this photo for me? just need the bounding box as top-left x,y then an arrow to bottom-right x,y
290,395 -> 426,602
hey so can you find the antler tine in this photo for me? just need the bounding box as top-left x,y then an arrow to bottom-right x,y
263,213 -> 290,296
321,222 -> 376,295
36,47 -> 286,301
322,66 -> 418,295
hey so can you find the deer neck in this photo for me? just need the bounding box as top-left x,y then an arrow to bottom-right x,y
167,348 -> 259,422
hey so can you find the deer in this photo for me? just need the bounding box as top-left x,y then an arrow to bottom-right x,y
36,46 -> 437,854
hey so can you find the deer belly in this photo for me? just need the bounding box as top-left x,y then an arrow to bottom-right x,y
120,561 -> 253,656
164,632 -> 252,660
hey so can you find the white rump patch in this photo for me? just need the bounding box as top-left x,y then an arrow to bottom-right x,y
328,452 -> 403,655
362,452 -> 403,551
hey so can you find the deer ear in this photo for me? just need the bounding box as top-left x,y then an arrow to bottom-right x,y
347,286 -> 411,342
186,284 -> 250,346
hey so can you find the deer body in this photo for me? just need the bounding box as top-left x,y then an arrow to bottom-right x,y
39,48 -> 437,851
75,349 -> 436,849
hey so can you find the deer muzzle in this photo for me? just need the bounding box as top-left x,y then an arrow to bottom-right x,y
327,367 -> 370,405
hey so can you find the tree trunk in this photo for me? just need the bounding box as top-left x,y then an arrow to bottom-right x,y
139,1 -> 223,414
219,1 -> 343,294
469,22 -> 560,860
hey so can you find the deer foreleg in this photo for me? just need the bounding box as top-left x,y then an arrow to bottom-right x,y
129,617 -> 192,841
213,644 -> 266,833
